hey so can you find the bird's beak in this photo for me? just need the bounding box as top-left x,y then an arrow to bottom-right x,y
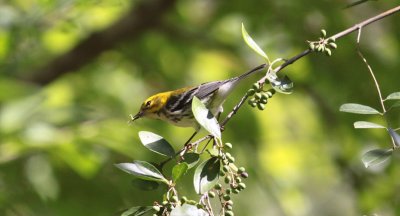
129,111 -> 143,122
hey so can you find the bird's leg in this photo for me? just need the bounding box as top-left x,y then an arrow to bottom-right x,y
216,111 -> 225,132
179,130 -> 198,160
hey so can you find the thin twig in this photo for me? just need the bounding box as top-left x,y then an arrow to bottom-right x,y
355,29 -> 386,114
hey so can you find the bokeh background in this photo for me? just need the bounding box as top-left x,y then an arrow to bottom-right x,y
1,0 -> 400,215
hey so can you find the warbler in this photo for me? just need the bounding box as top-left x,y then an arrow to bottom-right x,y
131,64 -> 267,129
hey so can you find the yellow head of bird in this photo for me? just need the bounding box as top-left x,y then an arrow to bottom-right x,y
131,92 -> 170,121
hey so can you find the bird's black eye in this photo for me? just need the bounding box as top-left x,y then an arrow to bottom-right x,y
145,101 -> 151,107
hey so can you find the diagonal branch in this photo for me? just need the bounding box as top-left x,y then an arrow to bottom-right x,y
190,5 -> 400,147
24,0 -> 177,86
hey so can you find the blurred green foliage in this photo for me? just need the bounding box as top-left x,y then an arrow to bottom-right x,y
0,0 -> 399,215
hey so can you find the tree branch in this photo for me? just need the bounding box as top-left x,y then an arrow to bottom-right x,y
23,0 -> 177,86
189,5 -> 400,147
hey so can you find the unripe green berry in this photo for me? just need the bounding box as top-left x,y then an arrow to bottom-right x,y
247,89 -> 255,96
226,204 -> 233,210
252,82 -> 260,90
223,194 -> 231,201
214,183 -> 222,190
223,165 -> 229,172
238,183 -> 246,190
235,177 -> 242,183
255,93 -> 262,100
309,42 -> 315,51
250,101 -> 257,108
180,196 -> 187,203
196,203 -> 203,209
225,188 -> 231,194
152,205 -> 161,212
257,103 -> 265,110
225,176 -> 231,184
232,189 -> 240,194
225,210 -> 234,216
152,214 -> 158,216
171,196 -> 179,203
260,98 -> 268,104
225,142 -> 233,149
238,167 -> 246,174
227,155 -> 235,163
261,92 -> 268,99
226,200 -> 233,206
162,201 -> 168,205
208,191 -> 216,198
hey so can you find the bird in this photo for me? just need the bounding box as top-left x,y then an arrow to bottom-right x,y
130,63 -> 267,143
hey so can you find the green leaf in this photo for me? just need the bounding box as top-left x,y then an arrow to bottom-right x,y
121,206 -> 153,216
170,204 -> 208,216
138,131 -> 175,158
353,121 -> 385,129
385,92 -> 400,100
192,97 -> 221,139
172,163 -> 188,183
131,179 -> 159,191
182,153 -> 200,169
115,161 -> 168,184
193,157 -> 220,194
241,23 -> 270,62
361,148 -> 392,168
388,128 -> 400,147
339,103 -> 381,115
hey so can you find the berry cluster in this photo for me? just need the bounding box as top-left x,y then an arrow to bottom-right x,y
247,82 -> 276,110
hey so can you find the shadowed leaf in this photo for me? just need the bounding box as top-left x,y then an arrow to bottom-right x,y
115,161 -> 167,184
131,179 -> 159,191
182,153 -> 200,169
172,163 -> 188,183
361,148 -> 392,168
193,157 -> 220,194
192,97 -> 221,139
138,131 -> 175,158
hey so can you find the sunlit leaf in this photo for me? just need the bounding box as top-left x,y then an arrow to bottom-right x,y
115,161 -> 168,184
193,157 -> 220,194
138,131 -> 175,158
361,148 -> 392,168
241,23 -> 270,62
170,204 -> 208,216
353,121 -> 385,129
385,92 -> 400,100
182,153 -> 200,169
388,128 -> 400,147
192,97 -> 221,139
339,103 -> 381,115
131,179 -> 159,191
121,206 -> 153,216
172,163 -> 188,183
